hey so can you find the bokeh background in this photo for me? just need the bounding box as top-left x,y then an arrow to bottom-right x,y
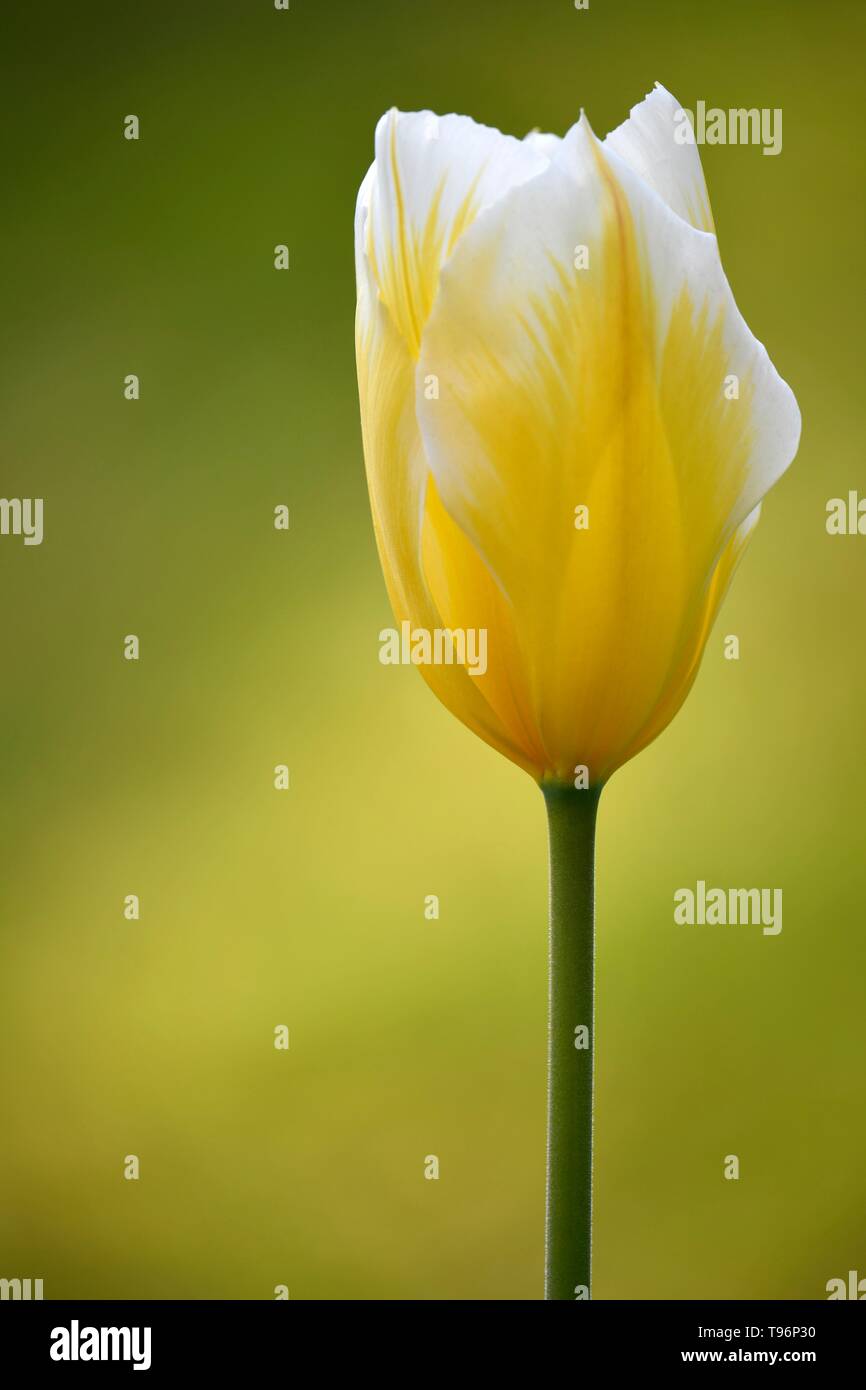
1,0 -> 863,1300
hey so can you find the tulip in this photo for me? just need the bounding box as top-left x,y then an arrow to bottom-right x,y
355,84 -> 800,1299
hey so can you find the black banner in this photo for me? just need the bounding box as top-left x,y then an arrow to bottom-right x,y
1,1298 -> 861,1374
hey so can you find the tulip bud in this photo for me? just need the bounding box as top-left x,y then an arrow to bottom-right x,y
355,84 -> 799,787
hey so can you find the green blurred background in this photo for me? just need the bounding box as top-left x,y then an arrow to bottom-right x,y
1,0 -> 863,1300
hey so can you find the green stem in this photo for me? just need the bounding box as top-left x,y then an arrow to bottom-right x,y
542,781 -> 601,1301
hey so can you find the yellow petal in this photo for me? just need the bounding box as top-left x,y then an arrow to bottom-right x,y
416,117 -> 800,783
355,115 -> 549,770
363,108 -> 546,358
421,475 -> 549,775
615,502 -> 762,768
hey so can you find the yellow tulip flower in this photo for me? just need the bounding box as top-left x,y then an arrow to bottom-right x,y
355,84 -> 800,1300
356,83 -> 799,786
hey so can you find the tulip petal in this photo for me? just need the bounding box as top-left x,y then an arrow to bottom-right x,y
355,130 -> 547,773
603,83 -> 715,233
421,474 -> 551,774
363,108 -> 548,358
416,118 -> 800,781
615,502 -> 762,768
